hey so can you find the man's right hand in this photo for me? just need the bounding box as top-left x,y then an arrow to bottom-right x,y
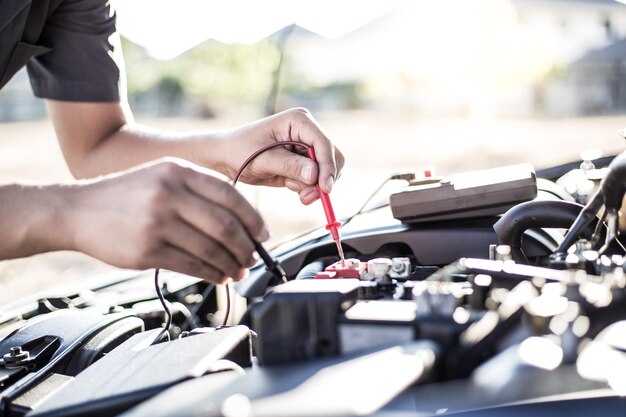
0,158 -> 269,284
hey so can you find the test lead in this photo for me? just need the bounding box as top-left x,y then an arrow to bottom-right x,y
254,240 -> 288,283
306,147 -> 345,263
232,141 -> 345,283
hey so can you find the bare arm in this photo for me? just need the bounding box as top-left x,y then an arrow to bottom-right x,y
45,101 -> 217,178
47,101 -> 345,205
0,184 -> 76,259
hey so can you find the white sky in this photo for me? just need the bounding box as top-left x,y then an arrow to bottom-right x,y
112,0 -> 409,60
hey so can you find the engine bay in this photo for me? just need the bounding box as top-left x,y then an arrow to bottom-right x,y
1,153 -> 626,416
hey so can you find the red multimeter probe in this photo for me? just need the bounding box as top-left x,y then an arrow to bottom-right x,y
306,147 -> 345,263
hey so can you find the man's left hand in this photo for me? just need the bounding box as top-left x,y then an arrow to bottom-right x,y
212,108 -> 345,205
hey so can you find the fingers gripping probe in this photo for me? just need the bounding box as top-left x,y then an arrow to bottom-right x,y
232,141 -> 345,285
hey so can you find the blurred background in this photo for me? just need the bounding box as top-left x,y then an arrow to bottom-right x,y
1,0 -> 626,302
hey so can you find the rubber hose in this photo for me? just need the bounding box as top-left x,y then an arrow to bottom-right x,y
494,200 -> 586,262
295,261 -> 325,280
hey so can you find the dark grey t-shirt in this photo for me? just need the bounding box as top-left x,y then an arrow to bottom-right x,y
0,0 -> 125,102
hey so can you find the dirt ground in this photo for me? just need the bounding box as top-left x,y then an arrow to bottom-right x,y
1,111 -> 625,304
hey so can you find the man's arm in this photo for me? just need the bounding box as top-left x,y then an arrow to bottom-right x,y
47,101 -> 345,205
0,159 -> 268,284
0,184 -> 75,259
45,101 -> 214,178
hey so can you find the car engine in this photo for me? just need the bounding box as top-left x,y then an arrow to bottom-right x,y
0,152 -> 625,417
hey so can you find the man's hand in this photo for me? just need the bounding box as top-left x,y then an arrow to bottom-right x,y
213,108 -> 345,205
0,159 -> 268,284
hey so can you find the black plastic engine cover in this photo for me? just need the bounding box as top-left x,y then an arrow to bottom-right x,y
28,325 -> 252,417
0,310 -> 143,417
251,279 -> 360,365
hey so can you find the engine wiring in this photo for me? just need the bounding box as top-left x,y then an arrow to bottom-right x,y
221,284 -> 231,327
153,268 -> 172,344
341,172 -> 415,229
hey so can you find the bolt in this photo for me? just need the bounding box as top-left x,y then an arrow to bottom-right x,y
3,345 -> 30,368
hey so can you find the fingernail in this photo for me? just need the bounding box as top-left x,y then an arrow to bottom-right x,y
258,226 -> 271,242
301,165 -> 313,183
326,176 -> 334,192
235,269 -> 249,282
303,190 -> 319,205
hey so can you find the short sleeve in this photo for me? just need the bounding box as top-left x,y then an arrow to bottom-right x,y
26,0 -> 126,102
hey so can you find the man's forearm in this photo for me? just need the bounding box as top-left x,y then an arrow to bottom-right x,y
0,185 -> 76,259
65,124 -> 227,179
46,100 -> 229,180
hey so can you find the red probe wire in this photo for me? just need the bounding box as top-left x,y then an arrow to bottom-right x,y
233,141 -> 309,184
233,140 -> 344,262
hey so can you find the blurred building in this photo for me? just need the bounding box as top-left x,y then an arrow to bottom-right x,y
282,0 -> 626,118
566,38 -> 626,114
0,69 -> 46,122
515,0 -> 626,62
516,0 -> 626,116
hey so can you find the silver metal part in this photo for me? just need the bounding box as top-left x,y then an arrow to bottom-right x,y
389,257 -> 412,279
367,258 -> 393,282
335,240 -> 345,264
495,245 -> 513,261
343,258 -> 361,269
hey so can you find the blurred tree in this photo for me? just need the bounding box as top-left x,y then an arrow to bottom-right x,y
121,35 -> 367,118
121,37 -> 279,116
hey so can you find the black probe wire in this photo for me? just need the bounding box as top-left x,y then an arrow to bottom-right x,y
221,284 -> 231,327
220,141 -> 313,327
153,268 -> 172,344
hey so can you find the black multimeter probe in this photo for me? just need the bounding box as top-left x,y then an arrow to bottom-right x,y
254,240 -> 287,283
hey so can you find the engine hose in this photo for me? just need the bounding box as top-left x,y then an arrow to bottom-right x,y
295,260 -> 325,279
494,200 -> 588,263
